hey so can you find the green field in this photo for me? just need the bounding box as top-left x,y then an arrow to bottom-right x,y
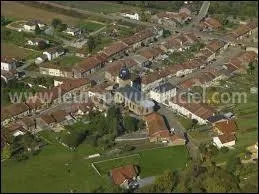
1,131 -> 188,193
54,1 -> 141,14
95,146 -> 188,178
78,22 -> 105,32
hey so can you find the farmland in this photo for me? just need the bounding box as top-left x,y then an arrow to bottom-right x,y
1,128 -> 188,193
1,42 -> 39,59
54,1 -> 142,14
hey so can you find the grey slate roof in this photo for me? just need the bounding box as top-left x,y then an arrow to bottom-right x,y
152,82 -> 176,93
207,114 -> 226,123
116,85 -> 146,103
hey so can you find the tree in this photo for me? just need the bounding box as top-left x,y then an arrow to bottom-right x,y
35,24 -> 41,35
38,41 -> 48,50
226,156 -> 241,174
87,36 -> 96,53
123,116 -> 138,132
2,144 -> 11,159
57,23 -> 67,32
52,18 -> 62,28
137,119 -> 145,130
191,119 -> 198,129
247,63 -> 255,75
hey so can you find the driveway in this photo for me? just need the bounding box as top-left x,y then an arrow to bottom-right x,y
137,176 -> 156,188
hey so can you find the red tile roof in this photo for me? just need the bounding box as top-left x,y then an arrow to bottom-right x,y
218,133 -> 236,144
110,164 -> 138,185
105,58 -> 138,76
1,103 -> 30,120
214,119 -> 237,135
40,114 -> 56,124
202,17 -> 222,29
121,28 -> 154,46
205,39 -> 225,53
171,96 -> 216,120
144,112 -> 169,137
51,110 -> 67,123
139,47 -> 164,60
102,41 -> 128,57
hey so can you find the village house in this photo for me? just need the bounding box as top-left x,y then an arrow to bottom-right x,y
110,164 -> 139,189
104,58 -> 138,82
51,110 -> 74,126
200,17 -> 222,31
160,32 -> 199,53
139,46 -> 165,62
69,102 -> 95,118
1,69 -> 18,83
39,63 -> 74,78
88,81 -> 113,105
121,27 -> 162,51
121,10 -> 140,20
151,8 -> 192,27
25,97 -> 45,114
27,38 -> 49,46
1,56 -> 17,72
114,85 -> 155,116
38,114 -> 56,128
23,19 -> 45,31
63,27 -> 82,36
33,78 -> 90,107
73,53 -> 108,78
224,50 -> 257,73
1,103 -> 31,126
144,112 -> 186,144
150,82 -> 177,103
131,55 -> 150,67
227,21 -> 258,41
102,41 -> 129,60
212,119 -> 237,148
204,39 -> 228,56
7,122 -> 26,137
43,47 -> 65,61
144,112 -> 170,142
17,116 -> 36,132
169,95 -> 216,124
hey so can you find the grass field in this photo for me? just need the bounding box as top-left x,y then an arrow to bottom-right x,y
52,55 -> 83,67
1,1 -> 81,25
95,146 -> 188,178
1,42 -> 39,59
94,154 -> 141,175
78,22 -> 105,32
1,130 -> 188,192
54,1 -> 141,14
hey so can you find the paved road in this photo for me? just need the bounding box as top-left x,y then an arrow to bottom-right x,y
195,1 -> 210,24
137,176 -> 156,188
158,104 -> 200,160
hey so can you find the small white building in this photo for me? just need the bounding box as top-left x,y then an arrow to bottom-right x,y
27,38 -> 49,46
1,57 -> 16,71
150,82 -> 177,103
43,47 -> 65,61
23,20 -> 45,31
64,27 -> 82,36
213,134 -> 236,148
121,12 -> 140,20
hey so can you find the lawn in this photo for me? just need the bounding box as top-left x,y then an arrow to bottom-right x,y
94,146 -> 188,178
94,154 -> 141,175
1,42 -> 39,60
1,144 -> 113,193
213,129 -> 258,163
1,132 -> 188,192
78,22 -> 105,33
44,55 -> 83,69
